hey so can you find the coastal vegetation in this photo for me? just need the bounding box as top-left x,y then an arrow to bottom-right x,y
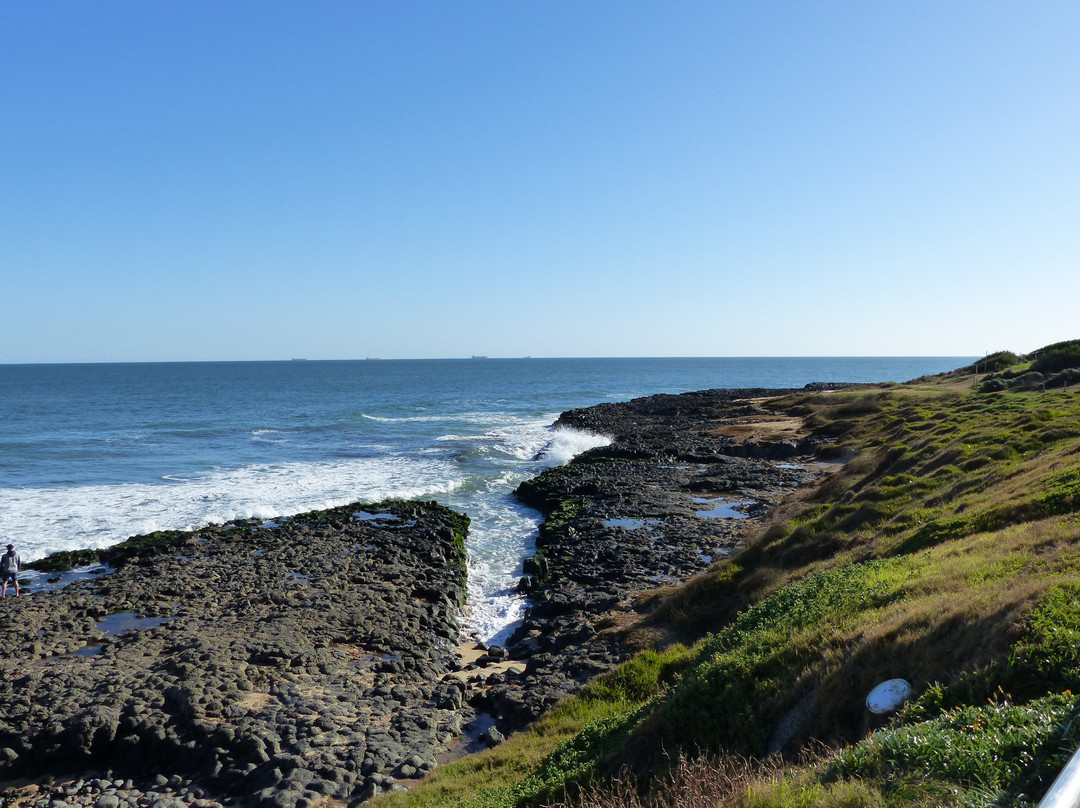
379,341 -> 1080,808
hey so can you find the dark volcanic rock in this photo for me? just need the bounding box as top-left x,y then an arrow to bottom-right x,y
555,386 -> 847,461
0,500 -> 469,807
480,387 -> 841,732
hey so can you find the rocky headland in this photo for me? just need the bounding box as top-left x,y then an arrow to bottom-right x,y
0,386 -> 844,808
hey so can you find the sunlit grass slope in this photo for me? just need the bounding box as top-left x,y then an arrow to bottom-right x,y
378,346 -> 1080,808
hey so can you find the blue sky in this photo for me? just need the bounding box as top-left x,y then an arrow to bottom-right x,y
2,2 -> 1077,362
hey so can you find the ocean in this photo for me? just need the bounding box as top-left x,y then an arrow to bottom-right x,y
0,356 -> 971,643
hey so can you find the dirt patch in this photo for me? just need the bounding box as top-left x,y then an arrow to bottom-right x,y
705,414 -> 806,442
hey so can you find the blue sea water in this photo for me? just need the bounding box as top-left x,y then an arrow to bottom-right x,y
0,356 -> 971,642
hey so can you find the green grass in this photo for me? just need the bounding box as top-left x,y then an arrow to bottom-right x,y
824,694 -> 1080,805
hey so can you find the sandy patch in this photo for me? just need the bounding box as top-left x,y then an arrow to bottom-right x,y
446,643 -> 525,682
234,691 -> 276,712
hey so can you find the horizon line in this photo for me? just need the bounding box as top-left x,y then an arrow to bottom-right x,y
0,354 -> 981,367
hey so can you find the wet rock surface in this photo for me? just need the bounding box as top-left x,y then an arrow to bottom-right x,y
475,387 -> 841,732
0,501 -> 470,807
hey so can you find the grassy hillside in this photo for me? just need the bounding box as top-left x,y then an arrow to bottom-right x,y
379,342 -> 1080,808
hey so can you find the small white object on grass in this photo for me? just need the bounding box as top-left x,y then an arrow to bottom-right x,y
866,678 -> 912,714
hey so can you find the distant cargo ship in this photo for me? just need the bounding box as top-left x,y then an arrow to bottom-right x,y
471,355 -> 488,360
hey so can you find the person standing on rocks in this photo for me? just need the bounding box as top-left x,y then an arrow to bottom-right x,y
1,544 -> 21,597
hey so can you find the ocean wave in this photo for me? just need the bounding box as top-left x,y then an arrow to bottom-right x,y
538,426 -> 612,466
363,413 -> 460,424
0,456 -> 463,563
436,421 -> 610,468
363,411 -> 539,426
462,589 -> 531,647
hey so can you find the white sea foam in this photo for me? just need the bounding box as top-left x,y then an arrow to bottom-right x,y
363,411 -> 504,425
450,486 -> 542,646
0,456 -> 463,563
451,423 -> 613,644
458,419 -> 609,466
539,426 -> 612,466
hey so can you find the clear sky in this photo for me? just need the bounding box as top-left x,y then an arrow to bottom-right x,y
2,2 -> 1077,362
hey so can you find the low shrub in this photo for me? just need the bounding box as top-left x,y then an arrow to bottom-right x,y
1030,341 -> 1080,375
977,352 -> 1022,373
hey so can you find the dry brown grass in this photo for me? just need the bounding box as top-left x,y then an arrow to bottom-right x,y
545,755 -> 776,808
545,752 -> 895,808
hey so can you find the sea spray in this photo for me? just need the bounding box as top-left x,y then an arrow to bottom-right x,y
541,425 -> 613,465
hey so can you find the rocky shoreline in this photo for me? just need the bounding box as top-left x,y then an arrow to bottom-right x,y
0,501 -> 472,808
470,387 -> 842,734
1,386 -> 844,807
